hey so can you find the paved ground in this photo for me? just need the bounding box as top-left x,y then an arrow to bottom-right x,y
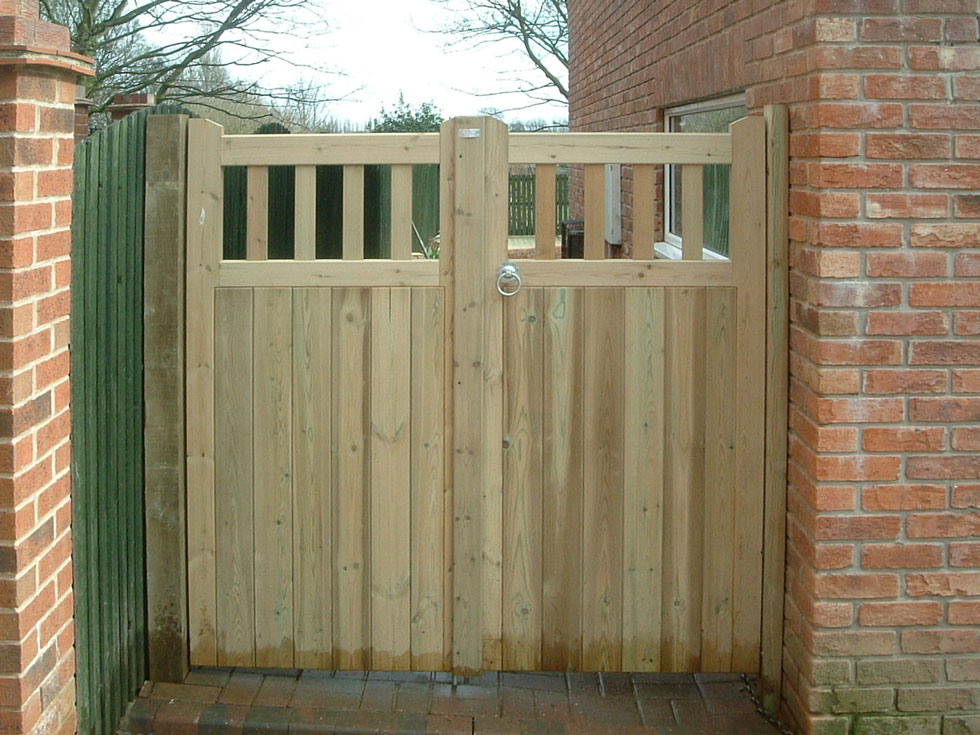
121,669 -> 785,735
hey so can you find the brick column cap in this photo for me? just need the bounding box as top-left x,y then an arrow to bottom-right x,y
106,92 -> 156,119
0,44 -> 93,76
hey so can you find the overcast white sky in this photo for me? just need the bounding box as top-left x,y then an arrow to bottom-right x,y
237,0 -> 568,126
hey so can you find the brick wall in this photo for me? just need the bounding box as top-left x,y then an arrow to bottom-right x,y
0,5 -> 90,735
570,1 -> 980,734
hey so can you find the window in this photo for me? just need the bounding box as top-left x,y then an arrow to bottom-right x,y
661,94 -> 747,260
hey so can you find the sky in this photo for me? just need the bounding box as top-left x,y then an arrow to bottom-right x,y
237,0 -> 568,126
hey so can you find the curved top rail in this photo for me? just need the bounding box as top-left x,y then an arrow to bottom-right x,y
509,132 -> 731,165
221,132 -> 441,166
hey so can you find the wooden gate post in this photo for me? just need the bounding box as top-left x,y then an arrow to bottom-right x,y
144,114 -> 190,682
441,117 -> 509,673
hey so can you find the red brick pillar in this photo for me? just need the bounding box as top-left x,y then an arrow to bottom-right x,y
106,92 -> 155,122
779,6 -> 980,735
0,3 -> 91,735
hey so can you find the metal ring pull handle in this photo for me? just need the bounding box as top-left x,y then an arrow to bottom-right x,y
496,261 -> 522,297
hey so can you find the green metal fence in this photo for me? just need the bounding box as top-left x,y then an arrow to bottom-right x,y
71,110 -> 149,735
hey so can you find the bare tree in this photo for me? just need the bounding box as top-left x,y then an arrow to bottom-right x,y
431,0 -> 567,106
41,0 -> 342,115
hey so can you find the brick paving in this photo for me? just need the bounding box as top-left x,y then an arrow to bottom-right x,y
120,669 -> 785,735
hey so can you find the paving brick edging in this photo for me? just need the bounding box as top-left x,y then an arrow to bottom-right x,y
119,670 -> 783,735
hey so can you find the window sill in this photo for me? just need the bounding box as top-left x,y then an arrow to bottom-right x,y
654,241 -> 730,261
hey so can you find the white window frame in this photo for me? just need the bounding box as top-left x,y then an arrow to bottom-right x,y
657,92 -> 747,261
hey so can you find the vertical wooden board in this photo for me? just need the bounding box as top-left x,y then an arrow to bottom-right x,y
502,288 -> 544,670
730,116 -> 767,671
252,288 -> 294,667
700,288 -> 737,672
584,164 -> 606,259
295,166 -> 317,260
391,165 -> 413,260
481,119 -> 509,671
622,288 -> 665,672
632,165 -> 655,260
661,287 -> 706,672
214,289 -> 255,666
535,165 -> 557,259
411,288 -> 446,670
343,165 -> 365,259
681,165 -> 704,260
541,288 -> 584,671
448,119 -> 485,672
761,104 -> 789,707
186,119 -> 223,665
247,166 -> 269,260
332,287 -> 372,668
70,136 -> 91,731
371,287 -> 413,670
581,288 -> 625,671
292,287 -> 333,669
438,123 -> 456,669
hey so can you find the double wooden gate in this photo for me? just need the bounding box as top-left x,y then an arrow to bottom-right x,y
184,115 -> 786,677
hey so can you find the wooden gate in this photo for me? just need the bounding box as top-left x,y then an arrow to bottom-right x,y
184,115 -> 785,676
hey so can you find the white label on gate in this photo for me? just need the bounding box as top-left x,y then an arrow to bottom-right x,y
459,128 -> 481,138
199,208 -> 206,225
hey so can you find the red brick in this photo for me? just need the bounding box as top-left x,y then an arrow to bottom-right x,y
809,44 -> 902,70
903,629 -> 980,654
864,369 -> 947,395
859,601 -> 943,626
910,163 -> 980,189
812,340 -> 903,366
953,484 -> 980,508
863,485 -> 946,512
911,282 -> 980,305
812,630 -> 897,657
808,162 -> 903,189
813,222 -> 904,248
863,17 -> 942,41
811,102 -> 904,129
907,513 -> 980,539
950,542 -> 980,568
794,247 -> 861,277
910,341 -> 980,365
953,428 -> 980,451
912,104 -> 980,130
954,253 -> 980,277
863,428 -> 946,453
954,194 -> 980,217
791,132 -> 862,158
816,515 -> 901,540
866,193 -> 948,219
813,397 -> 904,423
949,601 -> 980,625
867,312 -> 948,336
863,542 -> 944,570
816,282 -> 902,308
813,573 -> 899,599
866,133 -> 950,159
955,77 -> 980,101
864,75 -> 947,100
866,252 -> 948,278
957,135 -> 980,159
907,455 -> 980,480
791,190 -> 861,217
908,46 -> 980,71
953,370 -> 980,393
809,73 -> 859,98
947,17 -> 980,42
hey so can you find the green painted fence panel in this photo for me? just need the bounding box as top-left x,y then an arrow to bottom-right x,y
71,110 -> 149,735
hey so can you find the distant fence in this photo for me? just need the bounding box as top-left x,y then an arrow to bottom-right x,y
509,171 -> 569,237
